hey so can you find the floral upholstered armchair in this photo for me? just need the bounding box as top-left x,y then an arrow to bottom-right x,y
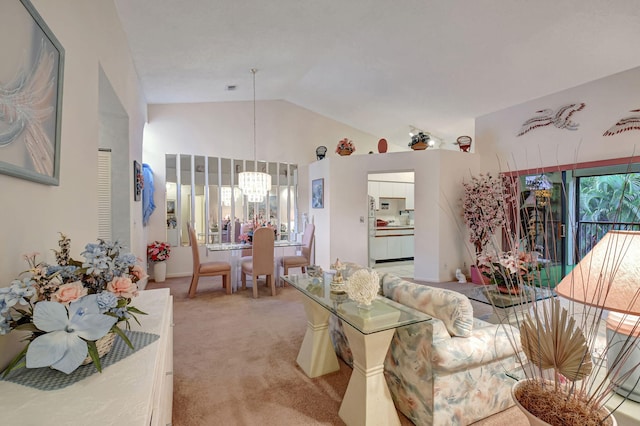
329,271 -> 521,426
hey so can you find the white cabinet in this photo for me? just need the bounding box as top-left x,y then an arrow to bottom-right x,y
387,236 -> 403,259
371,234 -> 414,261
405,183 -> 415,210
401,235 -> 414,257
379,181 -> 395,198
370,237 -> 387,260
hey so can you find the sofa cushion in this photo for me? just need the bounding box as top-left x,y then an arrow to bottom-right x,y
382,274 -> 474,337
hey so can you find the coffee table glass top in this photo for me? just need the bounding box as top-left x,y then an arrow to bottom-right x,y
282,274 -> 431,335
465,284 -> 556,308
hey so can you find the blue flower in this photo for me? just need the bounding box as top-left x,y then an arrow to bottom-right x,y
0,316 -> 9,335
0,278 -> 34,315
96,292 -> 118,312
26,294 -> 117,374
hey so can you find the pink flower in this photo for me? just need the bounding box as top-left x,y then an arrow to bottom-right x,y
53,281 -> 88,304
130,265 -> 147,281
107,276 -> 138,298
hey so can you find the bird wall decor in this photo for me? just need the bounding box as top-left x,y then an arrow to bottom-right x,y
517,103 -> 586,136
603,109 -> 640,136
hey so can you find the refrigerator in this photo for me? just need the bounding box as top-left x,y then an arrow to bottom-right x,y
368,195 -> 376,267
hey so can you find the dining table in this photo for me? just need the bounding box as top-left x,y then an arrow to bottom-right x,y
205,240 -> 303,292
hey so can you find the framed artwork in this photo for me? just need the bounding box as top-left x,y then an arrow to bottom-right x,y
133,160 -> 143,201
312,178 -> 324,209
166,200 -> 176,215
0,0 -> 65,185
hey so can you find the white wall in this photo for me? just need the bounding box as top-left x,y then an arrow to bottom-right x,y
0,0 -> 146,368
143,100 -> 380,276
310,150 -> 479,282
476,66 -> 640,173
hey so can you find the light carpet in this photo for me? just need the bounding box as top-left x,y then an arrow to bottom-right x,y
146,275 -> 527,425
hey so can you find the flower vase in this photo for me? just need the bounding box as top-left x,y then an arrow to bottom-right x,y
154,261 -> 167,282
338,149 -> 353,156
470,266 -> 489,285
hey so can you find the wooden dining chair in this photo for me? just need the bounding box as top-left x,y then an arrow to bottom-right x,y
280,223 -> 315,284
241,227 -> 275,298
187,222 -> 232,297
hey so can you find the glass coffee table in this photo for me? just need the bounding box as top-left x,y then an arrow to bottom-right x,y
464,284 -> 556,324
282,273 -> 431,426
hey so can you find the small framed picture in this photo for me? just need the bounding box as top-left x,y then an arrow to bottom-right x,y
166,200 -> 176,215
312,178 -> 324,209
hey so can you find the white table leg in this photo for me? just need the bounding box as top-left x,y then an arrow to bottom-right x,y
339,323 -> 400,426
296,297 -> 340,378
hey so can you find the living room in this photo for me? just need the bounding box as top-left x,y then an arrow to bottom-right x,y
1,1 -> 640,425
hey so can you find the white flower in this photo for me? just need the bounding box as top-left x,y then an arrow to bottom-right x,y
345,269 -> 380,306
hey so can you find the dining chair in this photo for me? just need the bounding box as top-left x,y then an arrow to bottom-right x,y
187,222 -> 232,297
241,227 -> 275,298
279,223 -> 315,284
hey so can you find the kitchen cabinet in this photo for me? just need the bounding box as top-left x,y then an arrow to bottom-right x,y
379,181 -> 395,198
405,183 -> 414,210
370,233 -> 414,261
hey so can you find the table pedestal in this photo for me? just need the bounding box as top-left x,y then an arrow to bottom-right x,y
339,323 -> 400,426
296,297 -> 340,378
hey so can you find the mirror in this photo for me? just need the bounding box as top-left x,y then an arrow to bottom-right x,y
165,154 -> 298,246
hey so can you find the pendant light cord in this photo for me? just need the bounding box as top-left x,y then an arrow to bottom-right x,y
251,68 -> 257,167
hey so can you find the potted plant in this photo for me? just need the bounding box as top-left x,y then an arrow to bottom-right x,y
473,176 -> 640,425
147,241 -> 171,282
0,233 -> 147,375
336,138 -> 355,156
408,132 -> 431,150
461,173 -> 509,283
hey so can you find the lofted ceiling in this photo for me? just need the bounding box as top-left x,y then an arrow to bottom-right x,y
114,0 -> 640,150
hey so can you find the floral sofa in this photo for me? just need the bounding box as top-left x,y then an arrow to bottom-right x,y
329,270 -> 521,426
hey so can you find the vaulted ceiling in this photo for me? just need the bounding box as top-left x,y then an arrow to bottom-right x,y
114,0 -> 640,150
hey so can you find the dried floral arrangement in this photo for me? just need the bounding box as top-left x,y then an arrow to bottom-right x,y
464,170 -> 640,426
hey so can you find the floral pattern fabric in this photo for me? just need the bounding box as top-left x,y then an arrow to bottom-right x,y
329,271 -> 521,426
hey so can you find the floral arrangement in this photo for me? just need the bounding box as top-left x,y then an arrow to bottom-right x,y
0,233 -> 147,375
476,250 -> 541,293
461,173 -> 511,257
239,233 -> 251,243
336,138 -> 355,154
345,269 -> 379,306
147,241 -> 171,262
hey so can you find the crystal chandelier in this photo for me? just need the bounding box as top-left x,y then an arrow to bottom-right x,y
238,68 -> 271,202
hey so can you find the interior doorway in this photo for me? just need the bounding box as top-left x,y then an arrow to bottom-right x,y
367,171 -> 415,277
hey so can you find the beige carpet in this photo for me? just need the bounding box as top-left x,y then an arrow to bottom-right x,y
146,276 -> 527,425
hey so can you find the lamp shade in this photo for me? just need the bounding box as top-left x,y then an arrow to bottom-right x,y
555,230 -> 640,315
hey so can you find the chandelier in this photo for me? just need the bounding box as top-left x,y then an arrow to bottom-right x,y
238,68 -> 271,202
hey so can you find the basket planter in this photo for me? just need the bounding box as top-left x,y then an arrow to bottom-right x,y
338,149 -> 353,156
81,331 -> 117,365
410,141 -> 428,150
512,379 -> 617,426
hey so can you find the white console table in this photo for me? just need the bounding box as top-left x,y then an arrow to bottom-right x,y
0,288 -> 174,426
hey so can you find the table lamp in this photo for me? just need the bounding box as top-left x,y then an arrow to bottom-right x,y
555,229 -> 640,401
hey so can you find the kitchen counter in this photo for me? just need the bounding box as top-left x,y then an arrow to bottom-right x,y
375,226 -> 414,231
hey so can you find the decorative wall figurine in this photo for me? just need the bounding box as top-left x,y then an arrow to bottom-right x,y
517,103 -> 586,136
603,109 -> 640,136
